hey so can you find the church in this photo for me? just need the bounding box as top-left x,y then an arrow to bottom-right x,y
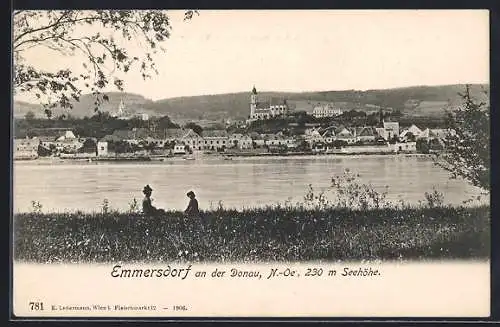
110,98 -> 149,121
249,86 -> 289,120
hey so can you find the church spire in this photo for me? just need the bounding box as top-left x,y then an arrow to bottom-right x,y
252,85 -> 257,95
118,98 -> 125,115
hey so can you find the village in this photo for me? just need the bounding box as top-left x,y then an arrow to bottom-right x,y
14,86 -> 454,161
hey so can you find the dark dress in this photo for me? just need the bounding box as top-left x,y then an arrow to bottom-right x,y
185,198 -> 200,217
142,197 -> 164,216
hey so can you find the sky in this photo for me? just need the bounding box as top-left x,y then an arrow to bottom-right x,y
15,10 -> 489,102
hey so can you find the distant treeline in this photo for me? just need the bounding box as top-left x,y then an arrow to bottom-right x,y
14,112 -> 179,139
15,109 -> 449,140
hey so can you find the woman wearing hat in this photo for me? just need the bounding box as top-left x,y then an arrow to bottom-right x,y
184,191 -> 206,232
142,184 -> 165,216
184,191 -> 200,218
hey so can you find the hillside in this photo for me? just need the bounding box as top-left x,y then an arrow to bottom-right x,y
14,84 -> 489,121
13,93 -> 157,120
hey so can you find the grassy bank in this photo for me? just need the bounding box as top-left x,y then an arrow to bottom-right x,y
14,205 -> 490,263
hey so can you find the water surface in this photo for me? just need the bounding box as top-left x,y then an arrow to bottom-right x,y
13,155 -> 486,213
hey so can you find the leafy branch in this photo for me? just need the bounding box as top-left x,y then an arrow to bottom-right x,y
436,85 -> 490,191
13,10 -> 197,111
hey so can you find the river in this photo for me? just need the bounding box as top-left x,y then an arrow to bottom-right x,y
13,155 -> 487,213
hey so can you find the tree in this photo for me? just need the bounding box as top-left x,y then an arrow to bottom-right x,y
391,109 -> 403,118
405,132 -> 416,142
44,108 -> 52,119
437,85 -> 490,191
111,140 -> 134,154
24,110 -> 35,120
297,140 -> 311,152
80,138 -> 97,153
184,122 -> 203,135
154,115 -> 180,130
13,10 -> 198,111
416,139 -> 430,154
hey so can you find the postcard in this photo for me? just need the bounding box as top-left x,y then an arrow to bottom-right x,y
12,9 -> 490,319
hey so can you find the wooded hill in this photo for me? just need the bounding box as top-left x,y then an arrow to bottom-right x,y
14,84 -> 489,121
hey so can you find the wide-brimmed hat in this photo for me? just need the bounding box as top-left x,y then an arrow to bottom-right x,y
143,185 -> 153,193
187,191 -> 195,197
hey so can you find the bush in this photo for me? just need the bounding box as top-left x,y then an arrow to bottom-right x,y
424,188 -> 445,208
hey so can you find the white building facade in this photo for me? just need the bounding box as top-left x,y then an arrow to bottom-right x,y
14,138 -> 39,160
97,141 -> 109,157
312,104 -> 342,118
249,86 -> 289,120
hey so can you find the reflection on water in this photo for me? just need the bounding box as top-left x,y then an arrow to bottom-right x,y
13,155 -> 487,213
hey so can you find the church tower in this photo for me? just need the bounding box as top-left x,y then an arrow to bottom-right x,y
118,98 -> 126,117
250,85 -> 257,118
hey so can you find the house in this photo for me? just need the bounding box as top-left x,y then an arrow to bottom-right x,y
355,127 -> 378,143
335,127 -> 356,144
164,128 -> 188,142
381,121 -> 400,140
132,128 -> 167,148
44,133 -> 84,153
304,128 -> 324,144
97,141 -> 109,157
228,134 -> 253,150
202,130 -> 229,151
285,136 -> 299,149
55,130 -> 77,141
57,138 -> 85,153
391,142 -> 417,153
157,128 -> 203,151
30,128 -> 80,152
375,127 -> 386,139
14,137 -> 39,160
399,124 -> 423,141
173,143 -> 187,154
180,129 -> 204,151
38,136 -> 56,150
312,103 -> 342,118
264,134 -> 287,147
249,132 -> 265,147
416,128 -> 431,140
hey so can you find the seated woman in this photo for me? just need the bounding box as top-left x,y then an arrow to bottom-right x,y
184,190 -> 206,230
184,191 -> 200,218
142,184 -> 165,216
